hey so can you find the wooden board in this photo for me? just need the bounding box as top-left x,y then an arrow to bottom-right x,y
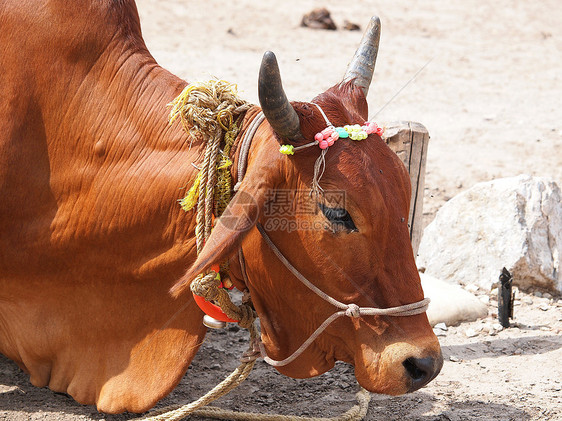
383,121 -> 429,255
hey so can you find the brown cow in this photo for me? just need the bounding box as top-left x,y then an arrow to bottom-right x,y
0,0 -> 442,414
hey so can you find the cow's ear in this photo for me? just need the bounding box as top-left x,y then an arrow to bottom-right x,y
170,180 -> 268,297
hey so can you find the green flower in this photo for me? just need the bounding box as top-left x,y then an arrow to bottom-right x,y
279,144 -> 295,155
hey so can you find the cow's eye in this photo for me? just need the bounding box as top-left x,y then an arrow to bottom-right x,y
318,203 -> 358,232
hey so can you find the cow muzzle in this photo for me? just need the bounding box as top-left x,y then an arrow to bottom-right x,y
354,334 -> 443,395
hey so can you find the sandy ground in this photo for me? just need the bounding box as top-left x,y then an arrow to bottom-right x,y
1,0 -> 562,420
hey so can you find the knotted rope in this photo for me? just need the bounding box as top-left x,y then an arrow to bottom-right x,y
171,80 -> 252,251
255,223 -> 430,368
190,272 -> 257,330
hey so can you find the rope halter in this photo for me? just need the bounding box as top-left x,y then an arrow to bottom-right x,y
254,223 -> 430,367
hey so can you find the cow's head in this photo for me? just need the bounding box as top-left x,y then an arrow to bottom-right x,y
173,17 -> 442,395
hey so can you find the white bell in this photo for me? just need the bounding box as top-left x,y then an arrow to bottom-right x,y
203,315 -> 226,329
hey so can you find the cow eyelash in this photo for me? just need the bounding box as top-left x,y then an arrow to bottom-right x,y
318,203 -> 358,233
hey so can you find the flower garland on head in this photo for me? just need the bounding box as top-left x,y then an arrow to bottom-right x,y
313,121 -> 384,148
279,105 -> 384,156
278,102 -> 384,197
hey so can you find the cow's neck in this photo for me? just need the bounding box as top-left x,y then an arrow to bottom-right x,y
50,47 -> 190,160
13,38 -> 199,281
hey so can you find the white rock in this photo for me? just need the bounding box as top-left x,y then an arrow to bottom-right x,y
465,284 -> 479,293
465,328 -> 479,338
479,295 -> 490,305
420,273 -> 488,326
417,175 -> 562,294
433,328 -> 447,337
492,323 -> 504,332
521,296 -> 534,305
433,321 -> 448,336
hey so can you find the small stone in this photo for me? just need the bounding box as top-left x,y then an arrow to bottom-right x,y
449,355 -> 461,362
479,295 -> 490,305
491,288 -> 499,297
301,8 -> 337,30
433,328 -> 447,337
465,284 -> 479,293
343,20 -> 361,31
543,292 -> 553,299
540,326 -> 551,331
434,322 -> 448,331
539,303 -> 550,311
521,296 -> 534,305
535,292 -> 543,298
492,323 -> 504,331
465,328 -> 479,338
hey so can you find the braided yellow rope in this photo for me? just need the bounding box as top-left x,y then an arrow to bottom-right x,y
214,121 -> 238,217
173,80 -> 250,232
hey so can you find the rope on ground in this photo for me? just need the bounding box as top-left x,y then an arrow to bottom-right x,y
184,387 -> 370,421
136,359 -> 257,421
139,383 -> 370,421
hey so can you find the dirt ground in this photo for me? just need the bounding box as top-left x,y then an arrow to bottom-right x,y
1,0 -> 562,420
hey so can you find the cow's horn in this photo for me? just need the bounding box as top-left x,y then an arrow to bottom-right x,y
258,51 -> 303,141
343,16 -> 381,97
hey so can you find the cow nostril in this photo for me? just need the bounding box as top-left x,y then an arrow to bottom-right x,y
403,357 -> 428,381
403,356 -> 441,391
